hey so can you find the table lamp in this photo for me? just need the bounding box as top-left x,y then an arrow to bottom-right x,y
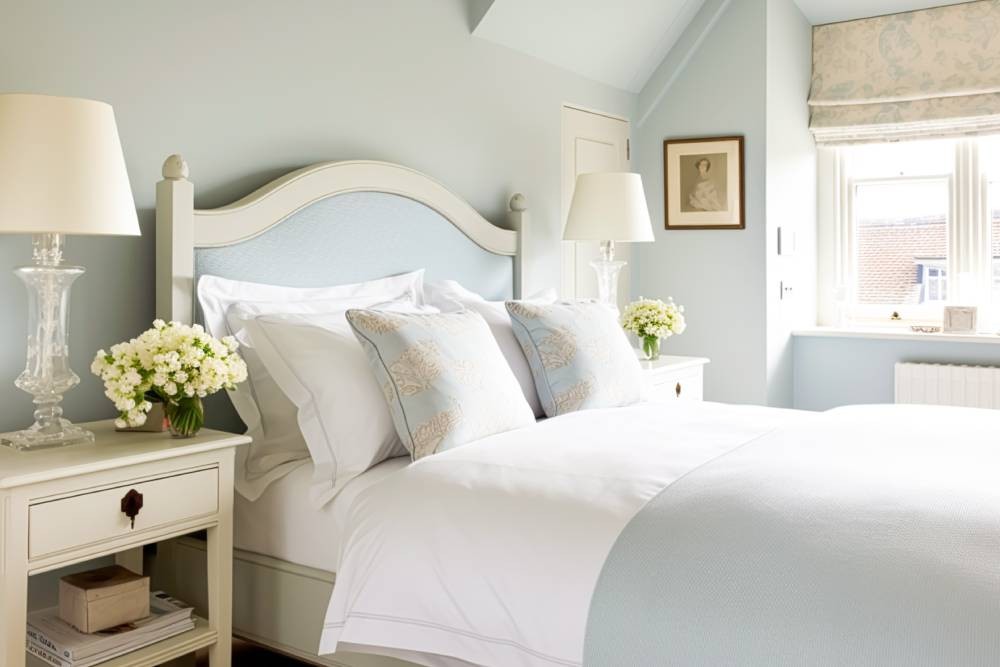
563,172 -> 654,306
0,94 -> 139,450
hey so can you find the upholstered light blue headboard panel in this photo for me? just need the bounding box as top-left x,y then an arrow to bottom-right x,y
192,191 -> 514,432
195,192 -> 514,301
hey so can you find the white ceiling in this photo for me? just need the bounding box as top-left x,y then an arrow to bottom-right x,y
473,0 -> 976,94
793,0 -> 972,25
472,0 -> 707,93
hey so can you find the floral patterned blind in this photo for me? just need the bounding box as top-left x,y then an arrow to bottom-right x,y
809,0 -> 1000,144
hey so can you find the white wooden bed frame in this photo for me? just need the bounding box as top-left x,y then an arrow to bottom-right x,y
154,155 -> 529,667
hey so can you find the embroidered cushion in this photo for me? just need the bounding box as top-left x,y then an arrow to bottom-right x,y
505,300 -> 643,417
346,309 -> 535,460
423,279 -> 558,418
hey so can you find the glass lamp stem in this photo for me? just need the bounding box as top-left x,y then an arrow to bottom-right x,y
591,239 -> 626,309
1,233 -> 94,450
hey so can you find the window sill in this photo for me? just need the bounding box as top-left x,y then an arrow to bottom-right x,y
792,326 -> 1000,345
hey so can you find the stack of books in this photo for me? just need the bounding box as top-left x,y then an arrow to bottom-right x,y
26,591 -> 194,667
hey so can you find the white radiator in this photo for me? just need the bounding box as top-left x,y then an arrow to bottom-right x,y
895,362 -> 1000,409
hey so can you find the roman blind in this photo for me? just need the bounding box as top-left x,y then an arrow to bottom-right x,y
809,0 -> 1000,145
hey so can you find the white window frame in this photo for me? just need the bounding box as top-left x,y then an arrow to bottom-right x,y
818,139 -> 994,327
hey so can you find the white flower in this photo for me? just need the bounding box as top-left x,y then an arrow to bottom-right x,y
91,319 -> 248,428
620,297 -> 687,340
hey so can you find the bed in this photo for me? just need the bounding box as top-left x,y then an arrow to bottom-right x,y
154,155 -> 1000,667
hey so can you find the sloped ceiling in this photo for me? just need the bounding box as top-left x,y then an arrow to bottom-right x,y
793,0 -> 972,25
472,0 -> 707,93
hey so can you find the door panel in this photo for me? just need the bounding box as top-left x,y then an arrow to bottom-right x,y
561,106 -> 631,304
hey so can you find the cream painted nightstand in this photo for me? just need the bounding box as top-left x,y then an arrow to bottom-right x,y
640,354 -> 710,402
0,420 -> 250,667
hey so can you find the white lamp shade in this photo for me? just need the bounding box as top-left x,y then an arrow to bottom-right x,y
0,94 -> 139,236
563,172 -> 654,242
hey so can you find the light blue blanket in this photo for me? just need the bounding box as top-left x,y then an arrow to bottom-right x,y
585,405 -> 1000,666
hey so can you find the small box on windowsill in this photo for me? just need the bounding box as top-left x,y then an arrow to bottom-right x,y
59,565 -> 150,633
115,402 -> 168,433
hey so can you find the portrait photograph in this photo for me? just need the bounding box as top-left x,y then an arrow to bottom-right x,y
664,136 -> 744,229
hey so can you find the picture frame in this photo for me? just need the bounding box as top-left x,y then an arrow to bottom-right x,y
663,136 -> 745,230
943,306 -> 978,333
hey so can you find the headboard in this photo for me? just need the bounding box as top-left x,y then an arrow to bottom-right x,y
154,155 -> 528,324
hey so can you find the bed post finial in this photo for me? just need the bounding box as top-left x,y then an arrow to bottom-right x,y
509,193 -> 527,213
508,193 -> 528,298
162,154 -> 190,180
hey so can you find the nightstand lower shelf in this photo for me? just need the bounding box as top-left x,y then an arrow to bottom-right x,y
26,615 -> 216,667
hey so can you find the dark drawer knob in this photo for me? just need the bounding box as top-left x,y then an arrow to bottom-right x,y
675,382 -> 682,398
121,489 -> 143,529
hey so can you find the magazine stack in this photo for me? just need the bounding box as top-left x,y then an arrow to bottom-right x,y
26,591 -> 194,667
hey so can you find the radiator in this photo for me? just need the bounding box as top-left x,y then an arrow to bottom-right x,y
895,362 -> 1000,409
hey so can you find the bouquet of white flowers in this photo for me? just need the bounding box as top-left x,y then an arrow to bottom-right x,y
620,297 -> 686,360
92,320 -> 248,437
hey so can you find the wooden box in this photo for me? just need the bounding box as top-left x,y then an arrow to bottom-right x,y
59,565 -> 150,633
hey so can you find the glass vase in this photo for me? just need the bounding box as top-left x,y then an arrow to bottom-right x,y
641,335 -> 661,361
165,397 -> 204,438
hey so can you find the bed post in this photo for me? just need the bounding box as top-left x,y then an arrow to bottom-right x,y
508,193 -> 528,298
156,154 -> 196,324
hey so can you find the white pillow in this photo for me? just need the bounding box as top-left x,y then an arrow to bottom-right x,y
241,301 -> 434,508
197,270 -> 424,500
423,280 -> 557,418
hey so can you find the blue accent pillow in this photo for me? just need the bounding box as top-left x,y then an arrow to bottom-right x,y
505,300 -> 643,417
346,309 -> 535,459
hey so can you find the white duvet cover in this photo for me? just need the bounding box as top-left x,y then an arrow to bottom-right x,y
319,401 -> 807,666
321,401 -> 1000,667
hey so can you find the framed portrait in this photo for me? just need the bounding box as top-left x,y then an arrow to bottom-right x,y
663,136 -> 744,229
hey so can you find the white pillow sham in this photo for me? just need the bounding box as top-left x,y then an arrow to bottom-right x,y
423,280 -> 557,418
197,270 -> 424,500
240,300 -> 434,508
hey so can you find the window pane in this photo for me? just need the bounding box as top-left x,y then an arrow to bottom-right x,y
854,180 -> 949,305
846,139 -> 954,179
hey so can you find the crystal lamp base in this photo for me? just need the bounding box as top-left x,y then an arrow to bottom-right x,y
1,418 -> 95,451
590,239 -> 626,308
1,233 -> 94,452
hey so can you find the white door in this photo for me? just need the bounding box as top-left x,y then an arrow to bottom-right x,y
561,105 -> 631,304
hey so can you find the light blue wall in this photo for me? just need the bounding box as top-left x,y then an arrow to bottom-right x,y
0,0 -> 634,432
633,0 -> 769,405
793,336 -> 1000,410
764,0 -> 816,407
633,0 -> 815,407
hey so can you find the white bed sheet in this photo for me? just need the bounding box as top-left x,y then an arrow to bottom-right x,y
234,456 -> 410,571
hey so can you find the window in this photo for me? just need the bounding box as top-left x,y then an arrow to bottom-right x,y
853,178 -> 950,308
917,262 -> 948,304
820,137 -> 1000,326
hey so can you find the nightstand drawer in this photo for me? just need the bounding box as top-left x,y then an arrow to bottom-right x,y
648,367 -> 704,401
28,467 -> 218,559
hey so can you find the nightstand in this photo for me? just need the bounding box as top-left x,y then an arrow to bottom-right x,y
0,420 -> 250,667
640,355 -> 710,401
